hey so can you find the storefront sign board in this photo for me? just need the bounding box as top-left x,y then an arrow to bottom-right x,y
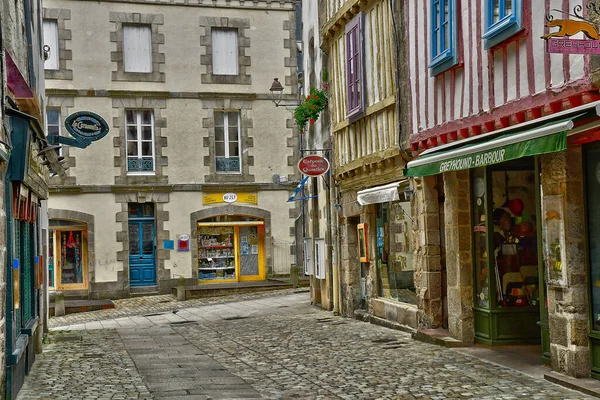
404,132 -> 566,177
542,2 -> 600,55
203,193 -> 258,205
298,155 -> 330,177
64,111 -> 110,142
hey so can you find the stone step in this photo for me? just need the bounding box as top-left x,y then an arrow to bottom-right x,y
172,280 -> 293,299
412,328 -> 464,348
49,299 -> 115,316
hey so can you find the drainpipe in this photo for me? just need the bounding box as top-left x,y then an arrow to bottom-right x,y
23,0 -> 36,90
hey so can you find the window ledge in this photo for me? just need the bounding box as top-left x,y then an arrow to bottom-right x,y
483,15 -> 523,50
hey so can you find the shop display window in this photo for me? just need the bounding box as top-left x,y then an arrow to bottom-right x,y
473,166 -> 540,309
376,200 -> 415,305
586,143 -> 600,331
198,226 -> 236,280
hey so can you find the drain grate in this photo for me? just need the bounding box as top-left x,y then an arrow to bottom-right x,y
51,335 -> 82,343
81,353 -> 104,359
170,321 -> 197,326
142,312 -> 166,317
223,316 -> 248,321
316,318 -> 333,323
371,338 -> 398,344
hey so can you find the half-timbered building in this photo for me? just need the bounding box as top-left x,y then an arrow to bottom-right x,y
404,0 -> 600,381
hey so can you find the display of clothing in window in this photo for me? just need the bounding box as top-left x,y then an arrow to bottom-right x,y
60,230 -> 83,284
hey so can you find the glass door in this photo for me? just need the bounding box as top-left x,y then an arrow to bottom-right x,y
238,225 -> 265,281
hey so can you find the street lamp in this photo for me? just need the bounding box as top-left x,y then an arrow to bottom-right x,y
269,78 -> 284,106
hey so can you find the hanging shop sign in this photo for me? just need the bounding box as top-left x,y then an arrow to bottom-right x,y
298,155 -> 330,177
65,111 -> 110,142
203,192 -> 258,205
543,2 -> 600,55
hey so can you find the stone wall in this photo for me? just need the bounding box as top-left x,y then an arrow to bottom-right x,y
443,170 -> 474,344
541,147 -> 590,378
412,176 -> 442,328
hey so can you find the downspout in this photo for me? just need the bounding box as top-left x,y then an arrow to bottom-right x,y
324,152 -> 334,311
24,0 -> 36,90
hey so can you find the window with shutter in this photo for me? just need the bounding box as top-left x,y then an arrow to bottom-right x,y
212,29 -> 238,75
126,110 -> 155,174
43,20 -> 59,70
123,25 -> 152,73
345,14 -> 364,118
214,111 -> 241,173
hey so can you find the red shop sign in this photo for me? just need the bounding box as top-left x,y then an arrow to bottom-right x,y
298,155 -> 330,177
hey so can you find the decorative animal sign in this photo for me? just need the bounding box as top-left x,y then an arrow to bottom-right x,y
543,1 -> 600,54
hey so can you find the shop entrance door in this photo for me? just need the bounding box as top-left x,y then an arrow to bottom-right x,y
49,220 -> 88,291
585,143 -> 600,379
238,225 -> 265,281
128,204 -> 156,287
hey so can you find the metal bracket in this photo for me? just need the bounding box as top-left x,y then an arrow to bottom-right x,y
47,135 -> 92,149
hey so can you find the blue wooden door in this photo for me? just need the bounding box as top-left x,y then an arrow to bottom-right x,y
129,220 -> 156,286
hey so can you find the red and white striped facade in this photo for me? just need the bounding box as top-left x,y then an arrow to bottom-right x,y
407,0 -> 598,151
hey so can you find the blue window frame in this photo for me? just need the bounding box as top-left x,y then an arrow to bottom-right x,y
429,0 -> 458,76
483,0 -> 523,49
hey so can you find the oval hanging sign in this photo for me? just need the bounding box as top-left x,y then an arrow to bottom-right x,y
64,111 -> 110,142
298,155 -> 330,177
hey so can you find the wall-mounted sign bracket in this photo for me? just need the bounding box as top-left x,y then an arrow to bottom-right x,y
47,135 -> 92,149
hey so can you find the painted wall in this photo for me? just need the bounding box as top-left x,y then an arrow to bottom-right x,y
44,0 -> 294,95
407,0 -> 589,146
49,194 -> 123,282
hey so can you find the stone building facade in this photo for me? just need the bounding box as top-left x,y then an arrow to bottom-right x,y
43,0 -> 299,299
404,0 -> 600,382
2,0 -> 62,396
316,0 -> 415,326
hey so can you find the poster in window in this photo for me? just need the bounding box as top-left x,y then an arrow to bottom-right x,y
542,195 -> 568,287
357,223 -> 369,263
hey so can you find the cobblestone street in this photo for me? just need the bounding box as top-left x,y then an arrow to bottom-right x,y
19,292 -> 597,400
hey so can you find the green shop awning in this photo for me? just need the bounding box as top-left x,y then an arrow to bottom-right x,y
404,119 -> 573,177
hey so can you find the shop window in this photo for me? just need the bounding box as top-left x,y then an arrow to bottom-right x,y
43,19 -> 59,70
214,111 -> 241,174
483,0 -> 523,49
429,0 -> 458,76
303,238 -> 314,276
345,13 -> 364,118
473,166 -> 539,310
586,144 -> 600,331
46,108 -> 62,157
123,25 -> 152,73
314,239 -> 326,280
49,220 -> 88,290
126,110 -> 155,174
376,200 -> 416,304
212,29 -> 238,75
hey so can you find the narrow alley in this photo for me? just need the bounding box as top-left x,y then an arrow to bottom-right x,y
17,291 -> 596,400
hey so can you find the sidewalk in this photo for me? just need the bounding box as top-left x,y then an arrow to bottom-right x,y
49,287 -> 309,329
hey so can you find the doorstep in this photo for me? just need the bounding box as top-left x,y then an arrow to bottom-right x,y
412,328 -> 464,348
545,371 -> 600,398
49,299 -> 115,316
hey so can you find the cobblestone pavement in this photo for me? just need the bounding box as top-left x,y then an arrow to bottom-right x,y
48,288 -> 306,328
21,292 -> 596,400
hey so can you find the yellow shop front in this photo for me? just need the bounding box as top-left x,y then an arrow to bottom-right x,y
196,217 -> 266,284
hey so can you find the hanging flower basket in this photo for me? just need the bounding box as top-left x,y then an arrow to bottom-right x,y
294,84 -> 329,134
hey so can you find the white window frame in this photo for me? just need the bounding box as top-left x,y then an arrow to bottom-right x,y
303,238 -> 314,276
314,238 -> 326,280
43,19 -> 59,70
211,29 -> 239,75
126,110 -> 155,175
215,111 -> 241,174
45,108 -> 63,157
123,25 -> 152,73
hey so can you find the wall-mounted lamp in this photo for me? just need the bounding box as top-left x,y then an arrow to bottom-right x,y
269,78 -> 284,106
403,186 -> 414,201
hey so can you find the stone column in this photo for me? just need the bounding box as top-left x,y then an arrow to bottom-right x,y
412,176 -> 443,328
444,170 -> 474,344
541,146 -> 590,378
